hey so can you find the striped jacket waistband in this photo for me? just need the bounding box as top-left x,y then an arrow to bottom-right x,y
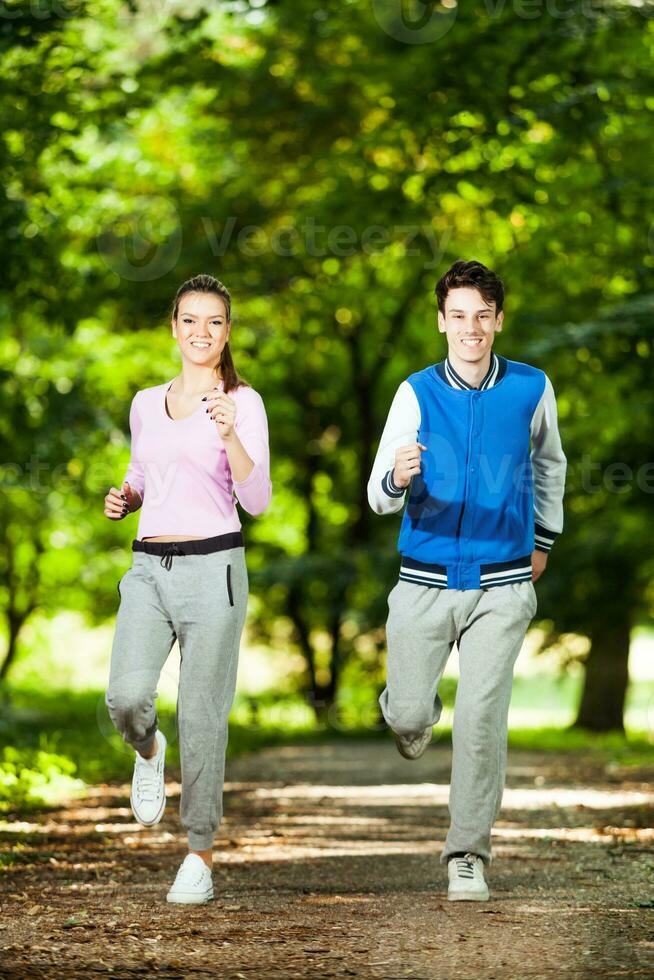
399,554 -> 533,590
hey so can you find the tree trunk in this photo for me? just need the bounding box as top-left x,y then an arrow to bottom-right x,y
572,614 -> 631,733
287,583 -> 317,691
0,613 -> 25,683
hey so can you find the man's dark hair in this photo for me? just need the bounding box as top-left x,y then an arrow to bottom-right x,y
434,260 -> 505,315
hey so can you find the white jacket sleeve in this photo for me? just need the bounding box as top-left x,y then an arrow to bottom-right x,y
530,374 -> 567,552
367,381 -> 421,516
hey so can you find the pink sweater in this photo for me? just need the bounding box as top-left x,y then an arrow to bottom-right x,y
123,379 -> 272,540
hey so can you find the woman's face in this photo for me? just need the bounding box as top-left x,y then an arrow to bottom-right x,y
172,291 -> 230,368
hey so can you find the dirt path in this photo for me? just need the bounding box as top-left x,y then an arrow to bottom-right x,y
1,738 -> 653,978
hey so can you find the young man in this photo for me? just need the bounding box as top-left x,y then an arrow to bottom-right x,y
367,259 -> 566,902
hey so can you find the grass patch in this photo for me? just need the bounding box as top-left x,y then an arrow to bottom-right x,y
508,725 -> 654,765
0,680 -> 651,815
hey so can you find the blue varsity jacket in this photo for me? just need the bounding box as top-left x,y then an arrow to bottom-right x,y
367,352 -> 567,590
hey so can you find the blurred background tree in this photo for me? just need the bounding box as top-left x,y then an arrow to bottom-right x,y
1,0 -> 653,736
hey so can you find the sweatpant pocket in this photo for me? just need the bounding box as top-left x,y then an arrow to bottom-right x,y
117,567 -> 132,600
509,581 -> 537,618
226,563 -> 234,606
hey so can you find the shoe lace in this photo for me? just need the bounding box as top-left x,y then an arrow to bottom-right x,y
175,859 -> 209,886
454,854 -> 478,877
402,728 -> 428,744
135,756 -> 160,803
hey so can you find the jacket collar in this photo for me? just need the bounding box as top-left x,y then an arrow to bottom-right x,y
435,350 -> 506,390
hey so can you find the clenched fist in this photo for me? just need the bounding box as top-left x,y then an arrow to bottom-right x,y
202,386 -> 237,440
104,481 -> 142,521
393,442 -> 427,488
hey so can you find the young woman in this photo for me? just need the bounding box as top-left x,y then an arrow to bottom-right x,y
103,274 -> 271,904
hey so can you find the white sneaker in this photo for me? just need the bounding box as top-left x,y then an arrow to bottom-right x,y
166,853 -> 214,905
447,852 -> 490,901
130,730 -> 167,827
393,726 -> 432,760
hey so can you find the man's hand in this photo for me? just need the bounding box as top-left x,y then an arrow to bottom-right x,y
531,549 -> 548,582
392,442 -> 427,489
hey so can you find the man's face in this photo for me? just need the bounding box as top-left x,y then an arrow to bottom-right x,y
437,286 -> 503,362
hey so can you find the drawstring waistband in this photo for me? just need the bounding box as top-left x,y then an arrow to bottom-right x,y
132,531 -> 244,568
161,543 -> 184,570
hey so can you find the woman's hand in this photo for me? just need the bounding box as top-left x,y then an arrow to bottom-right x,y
203,387 -> 237,440
202,386 -> 256,483
104,481 -> 141,520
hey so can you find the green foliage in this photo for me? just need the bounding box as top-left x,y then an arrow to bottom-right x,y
0,745 -> 85,812
507,726 -> 654,766
0,0 -> 652,729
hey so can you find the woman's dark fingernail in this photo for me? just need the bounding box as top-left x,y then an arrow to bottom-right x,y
201,396 -> 207,401
120,494 -> 126,500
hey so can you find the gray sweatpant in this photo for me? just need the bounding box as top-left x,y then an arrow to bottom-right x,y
379,579 -> 538,868
105,544 -> 248,851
